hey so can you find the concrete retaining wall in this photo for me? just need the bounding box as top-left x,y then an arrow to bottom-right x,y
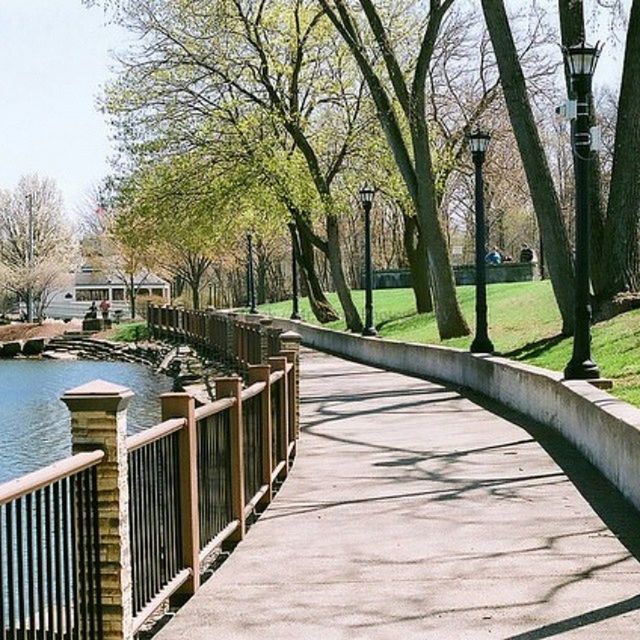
271,318 -> 640,512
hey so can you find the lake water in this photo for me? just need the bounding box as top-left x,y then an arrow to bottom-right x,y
0,359 -> 173,483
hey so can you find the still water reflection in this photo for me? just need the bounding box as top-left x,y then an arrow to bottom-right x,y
0,359 -> 172,483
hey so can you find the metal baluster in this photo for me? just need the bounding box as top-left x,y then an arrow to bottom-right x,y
6,502 -> 16,640
54,482 -> 63,635
0,503 -> 5,637
76,474 -> 86,640
16,497 -> 25,636
90,468 -> 102,640
62,479 -> 72,640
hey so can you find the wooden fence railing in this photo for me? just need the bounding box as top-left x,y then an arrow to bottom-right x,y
0,314 -> 301,640
147,305 -> 284,375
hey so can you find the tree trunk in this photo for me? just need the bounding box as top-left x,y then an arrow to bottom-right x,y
413,144 -> 468,338
482,0 -> 576,335
403,214 -> 433,313
558,0 -> 607,296
292,222 -> 340,323
326,215 -> 364,332
192,284 -> 200,310
599,0 -> 640,298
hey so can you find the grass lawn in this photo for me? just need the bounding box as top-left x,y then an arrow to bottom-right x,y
258,281 -> 640,407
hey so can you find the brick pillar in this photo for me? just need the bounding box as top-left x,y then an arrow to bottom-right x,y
226,313 -> 237,368
61,380 -> 134,640
259,318 -> 273,364
280,331 -> 302,441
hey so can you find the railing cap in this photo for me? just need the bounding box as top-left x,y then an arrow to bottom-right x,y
61,379 -> 134,413
280,330 -> 302,343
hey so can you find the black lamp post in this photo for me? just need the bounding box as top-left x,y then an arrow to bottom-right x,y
468,130 -> 494,354
246,231 -> 257,314
360,185 -> 377,337
288,222 -> 302,320
564,42 -> 601,380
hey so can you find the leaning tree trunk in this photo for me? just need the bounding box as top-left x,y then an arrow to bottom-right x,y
599,0 -> 640,299
326,215 -> 364,333
292,222 -> 340,323
482,0 -> 576,335
558,0 -> 607,296
403,214 -> 433,313
413,150 -> 468,338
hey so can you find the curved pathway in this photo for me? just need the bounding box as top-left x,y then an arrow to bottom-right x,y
155,348 -> 640,639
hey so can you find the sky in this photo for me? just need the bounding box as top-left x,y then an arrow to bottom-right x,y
0,1 -> 631,219
0,0 -> 127,218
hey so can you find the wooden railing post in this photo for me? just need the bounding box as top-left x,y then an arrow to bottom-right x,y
280,330 -> 302,443
160,392 -> 200,599
248,364 -> 273,507
215,377 -> 245,542
61,380 -> 134,640
268,356 -> 290,479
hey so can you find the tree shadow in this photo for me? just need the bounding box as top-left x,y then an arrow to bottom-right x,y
464,389 -> 640,560
503,334 -> 567,360
504,594 -> 640,639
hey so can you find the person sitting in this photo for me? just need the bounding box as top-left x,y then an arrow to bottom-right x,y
84,301 -> 98,320
519,244 -> 536,262
485,247 -> 502,266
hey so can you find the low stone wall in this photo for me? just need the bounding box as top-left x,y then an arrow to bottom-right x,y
270,318 -> 640,513
373,262 -> 537,288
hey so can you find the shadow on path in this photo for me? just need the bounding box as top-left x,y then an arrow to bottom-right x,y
504,593 -> 640,639
465,389 -> 640,561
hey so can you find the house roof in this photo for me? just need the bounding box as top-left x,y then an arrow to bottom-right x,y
75,270 -> 169,287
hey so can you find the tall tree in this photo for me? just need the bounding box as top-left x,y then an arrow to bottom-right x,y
103,0 -> 368,331
0,176 -> 77,322
481,0 -> 576,334
318,0 -> 471,338
599,0 -> 640,299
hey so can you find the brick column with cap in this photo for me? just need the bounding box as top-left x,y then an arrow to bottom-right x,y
61,380 -> 134,640
279,331 -> 302,443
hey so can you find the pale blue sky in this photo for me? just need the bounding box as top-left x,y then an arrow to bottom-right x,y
0,0 -> 126,216
0,1 -> 629,217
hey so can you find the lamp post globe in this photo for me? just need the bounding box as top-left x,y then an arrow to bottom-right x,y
563,42 -> 602,380
287,222 -> 302,320
359,185 -> 377,337
468,130 -> 494,354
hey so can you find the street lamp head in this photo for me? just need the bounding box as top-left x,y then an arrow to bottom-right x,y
468,130 -> 491,156
564,41 -> 602,79
359,184 -> 375,207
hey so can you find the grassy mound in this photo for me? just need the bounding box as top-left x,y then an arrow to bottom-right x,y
259,281 -> 640,406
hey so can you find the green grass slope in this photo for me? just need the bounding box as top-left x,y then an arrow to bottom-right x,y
259,281 -> 640,406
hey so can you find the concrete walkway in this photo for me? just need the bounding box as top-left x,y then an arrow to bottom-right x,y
155,348 -> 640,639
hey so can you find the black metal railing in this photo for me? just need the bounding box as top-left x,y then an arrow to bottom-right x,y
242,393 -> 263,504
128,431 -> 183,618
197,408 -> 234,551
0,457 -> 102,639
